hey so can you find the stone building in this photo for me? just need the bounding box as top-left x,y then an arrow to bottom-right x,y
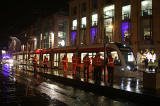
69,0 -> 160,57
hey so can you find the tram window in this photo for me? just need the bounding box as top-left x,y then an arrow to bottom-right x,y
67,53 -> 73,62
54,53 -> 59,67
128,52 -> 135,62
43,54 -> 50,61
60,53 -> 65,62
110,51 -> 121,65
99,52 -> 104,59
36,54 -> 40,64
81,53 -> 87,63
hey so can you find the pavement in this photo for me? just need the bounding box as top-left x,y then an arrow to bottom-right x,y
15,64 -> 160,105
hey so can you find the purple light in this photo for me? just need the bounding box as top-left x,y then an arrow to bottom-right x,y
121,22 -> 130,41
90,28 -> 97,44
3,64 -> 10,73
71,31 -> 77,45
2,55 -> 11,59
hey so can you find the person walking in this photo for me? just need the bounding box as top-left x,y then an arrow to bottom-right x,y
93,53 -> 104,85
33,55 -> 38,74
107,54 -> 114,86
62,54 -> 68,78
83,54 -> 91,82
43,56 -> 48,73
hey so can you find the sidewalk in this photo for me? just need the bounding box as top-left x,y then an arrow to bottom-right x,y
16,65 -> 160,105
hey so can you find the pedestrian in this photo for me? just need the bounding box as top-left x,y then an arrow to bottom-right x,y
43,56 -> 48,73
62,54 -> 68,78
33,55 -> 38,74
72,54 -> 77,78
76,53 -> 81,80
107,54 -> 114,86
93,53 -> 104,85
83,54 -> 91,82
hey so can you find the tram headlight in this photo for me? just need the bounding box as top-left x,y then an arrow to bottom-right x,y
126,65 -> 131,71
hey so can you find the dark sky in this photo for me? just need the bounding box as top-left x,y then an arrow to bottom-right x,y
0,0 -> 69,46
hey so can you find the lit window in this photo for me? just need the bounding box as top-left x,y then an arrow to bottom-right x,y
49,32 -> 54,48
81,17 -> 86,28
122,5 -> 131,20
103,5 -> 114,18
103,5 -> 115,42
58,31 -> 66,47
92,14 -> 98,26
72,19 -> 77,30
141,0 -> 152,16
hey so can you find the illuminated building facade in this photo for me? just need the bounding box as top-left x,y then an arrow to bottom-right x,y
69,0 -> 160,57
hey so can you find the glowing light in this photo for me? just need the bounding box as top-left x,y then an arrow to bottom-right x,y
81,17 -> 86,27
72,19 -> 77,30
108,25 -> 113,29
2,50 -> 6,54
71,31 -> 77,45
127,65 -> 131,70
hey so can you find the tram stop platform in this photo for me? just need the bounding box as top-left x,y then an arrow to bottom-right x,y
17,66 -> 160,105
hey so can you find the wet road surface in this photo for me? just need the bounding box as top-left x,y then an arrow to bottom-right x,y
0,64 -> 144,106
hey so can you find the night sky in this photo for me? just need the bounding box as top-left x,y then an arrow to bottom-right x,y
0,0 -> 69,46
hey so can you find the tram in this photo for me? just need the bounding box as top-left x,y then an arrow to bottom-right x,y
13,42 -> 138,78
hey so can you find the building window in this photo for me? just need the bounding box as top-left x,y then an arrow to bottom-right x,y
103,5 -> 114,18
92,0 -> 97,9
58,21 -> 67,47
90,27 -> 97,44
73,7 -> 77,16
71,31 -> 77,45
72,19 -> 77,30
121,22 -> 131,42
92,13 -> 98,26
142,18 -> 152,40
122,5 -> 131,20
49,32 -> 54,48
141,0 -> 152,16
103,5 -> 115,42
80,29 -> 86,45
58,31 -> 66,47
81,17 -> 86,28
82,3 -> 86,12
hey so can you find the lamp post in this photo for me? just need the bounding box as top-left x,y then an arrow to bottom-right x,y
103,14 -> 107,85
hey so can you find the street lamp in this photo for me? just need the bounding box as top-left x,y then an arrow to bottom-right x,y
103,14 -> 113,84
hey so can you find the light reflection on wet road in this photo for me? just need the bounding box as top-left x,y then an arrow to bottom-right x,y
0,64 -> 144,106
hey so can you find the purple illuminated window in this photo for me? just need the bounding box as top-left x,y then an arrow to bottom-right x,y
90,27 -> 97,44
121,22 -> 130,41
71,31 -> 77,45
